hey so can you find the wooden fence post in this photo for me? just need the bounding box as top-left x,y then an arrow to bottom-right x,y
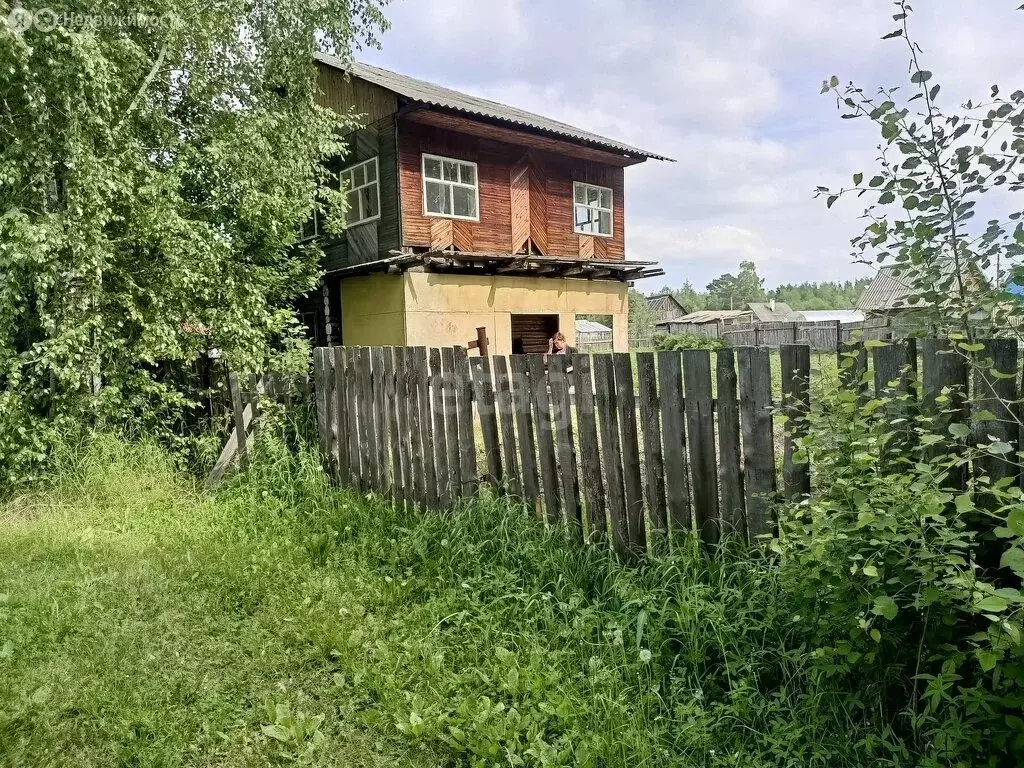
572,354 -> 607,542
921,338 -> 970,490
429,348 -> 451,508
682,349 -> 719,545
453,346 -> 478,498
716,349 -> 745,539
658,351 -> 691,538
738,347 -> 776,539
492,356 -> 521,498
974,339 -> 1019,497
230,371 -> 249,472
510,355 -> 540,508
593,353 -> 629,559
780,344 -> 811,500
441,347 -> 462,504
613,352 -> 646,556
333,347 -> 350,485
383,347 -> 402,504
470,356 -> 502,490
636,352 -> 667,542
549,355 -> 582,535
527,354 -> 561,523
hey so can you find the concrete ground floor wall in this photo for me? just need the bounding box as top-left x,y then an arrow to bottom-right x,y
339,270 -> 629,353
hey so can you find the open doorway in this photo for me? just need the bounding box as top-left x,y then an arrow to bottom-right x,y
510,314 -> 559,354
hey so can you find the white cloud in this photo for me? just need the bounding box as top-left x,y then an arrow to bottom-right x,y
361,0 -> 1024,293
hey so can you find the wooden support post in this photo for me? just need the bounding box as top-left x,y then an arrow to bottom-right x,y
780,344 -> 811,501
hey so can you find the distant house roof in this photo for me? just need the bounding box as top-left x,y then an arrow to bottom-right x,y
646,293 -> 688,318
856,267 -> 927,312
786,309 -> 865,323
575,318 -> 612,334
747,301 -> 793,322
316,55 -> 673,163
657,309 -> 752,326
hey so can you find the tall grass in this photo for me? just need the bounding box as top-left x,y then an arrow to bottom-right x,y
0,434 -> 911,767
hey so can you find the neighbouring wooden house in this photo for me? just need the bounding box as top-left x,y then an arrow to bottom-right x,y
298,56 -> 671,353
655,309 -> 752,337
646,293 -> 688,324
746,300 -> 792,323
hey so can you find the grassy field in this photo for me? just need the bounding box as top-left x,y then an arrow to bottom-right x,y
0,436 -> 910,768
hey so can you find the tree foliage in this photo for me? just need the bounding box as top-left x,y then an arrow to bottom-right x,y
653,270 -> 869,314
704,259 -> 766,310
0,0 -> 388,483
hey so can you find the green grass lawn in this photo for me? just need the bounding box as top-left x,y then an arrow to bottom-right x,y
0,435 -> 912,768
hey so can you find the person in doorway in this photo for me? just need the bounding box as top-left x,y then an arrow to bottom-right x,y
547,331 -> 576,355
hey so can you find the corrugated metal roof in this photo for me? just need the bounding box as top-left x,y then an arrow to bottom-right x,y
657,309 -> 752,325
747,301 -> 793,322
315,54 -> 673,163
856,267 -> 927,312
575,319 -> 612,334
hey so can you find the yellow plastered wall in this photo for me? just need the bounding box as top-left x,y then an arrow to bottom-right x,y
401,271 -> 628,354
339,273 -> 407,346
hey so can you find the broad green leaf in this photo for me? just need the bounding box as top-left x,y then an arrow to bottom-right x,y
976,595 -> 1009,613
910,70 -> 932,84
948,423 -> 971,439
872,595 -> 898,620
976,648 -> 1001,672
988,441 -> 1013,455
1000,547 -> 1024,575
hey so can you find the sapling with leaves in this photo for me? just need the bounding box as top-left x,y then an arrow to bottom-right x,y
0,0 -> 389,484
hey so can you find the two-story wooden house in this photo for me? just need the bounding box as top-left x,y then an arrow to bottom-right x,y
303,56 -> 671,354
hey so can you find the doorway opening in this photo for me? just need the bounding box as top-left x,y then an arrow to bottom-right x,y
510,314 -> 559,354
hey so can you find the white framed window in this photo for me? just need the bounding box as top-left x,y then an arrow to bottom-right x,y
422,153 -> 479,220
573,181 -> 613,237
340,156 -> 380,227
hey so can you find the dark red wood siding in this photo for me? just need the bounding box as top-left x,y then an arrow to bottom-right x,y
397,117 -> 626,260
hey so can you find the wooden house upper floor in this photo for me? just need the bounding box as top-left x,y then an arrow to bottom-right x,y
310,55 -> 670,282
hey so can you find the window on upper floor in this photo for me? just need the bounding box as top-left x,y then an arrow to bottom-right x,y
340,156 -> 380,227
422,153 -> 479,220
573,181 -> 613,237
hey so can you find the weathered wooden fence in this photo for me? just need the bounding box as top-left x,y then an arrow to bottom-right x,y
722,318 -> 892,349
311,339 -> 1020,560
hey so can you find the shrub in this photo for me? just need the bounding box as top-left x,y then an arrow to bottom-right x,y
653,332 -> 725,351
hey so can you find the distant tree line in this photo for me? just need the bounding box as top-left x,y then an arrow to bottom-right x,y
652,260 -> 871,313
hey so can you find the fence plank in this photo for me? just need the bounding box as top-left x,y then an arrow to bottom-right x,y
230,371 -> 250,472
345,347 -> 362,491
492,356 -> 522,497
572,354 -> 606,542
470,356 -> 503,489
974,338 -> 1019,495
454,346 -> 478,498
922,338 -> 970,489
613,353 -> 645,555
414,347 -> 439,509
510,355 -> 541,510
636,352 -> 667,541
429,348 -> 451,508
383,347 -> 402,504
394,347 -> 413,508
549,355 -> 581,535
357,347 -> 377,492
527,354 -> 561,523
872,339 -> 917,466
657,351 -> 691,537
738,346 -> 776,539
371,346 -> 389,493
716,349 -> 745,539
780,344 -> 811,501
594,354 -> 629,559
682,349 -> 719,545
333,347 -> 350,485
441,347 -> 462,504
406,347 -> 425,507
248,373 -> 262,436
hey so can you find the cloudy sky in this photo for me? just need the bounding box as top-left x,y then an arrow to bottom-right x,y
356,0 -> 1024,292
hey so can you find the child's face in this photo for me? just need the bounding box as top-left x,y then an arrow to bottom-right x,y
554,337 -> 566,350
